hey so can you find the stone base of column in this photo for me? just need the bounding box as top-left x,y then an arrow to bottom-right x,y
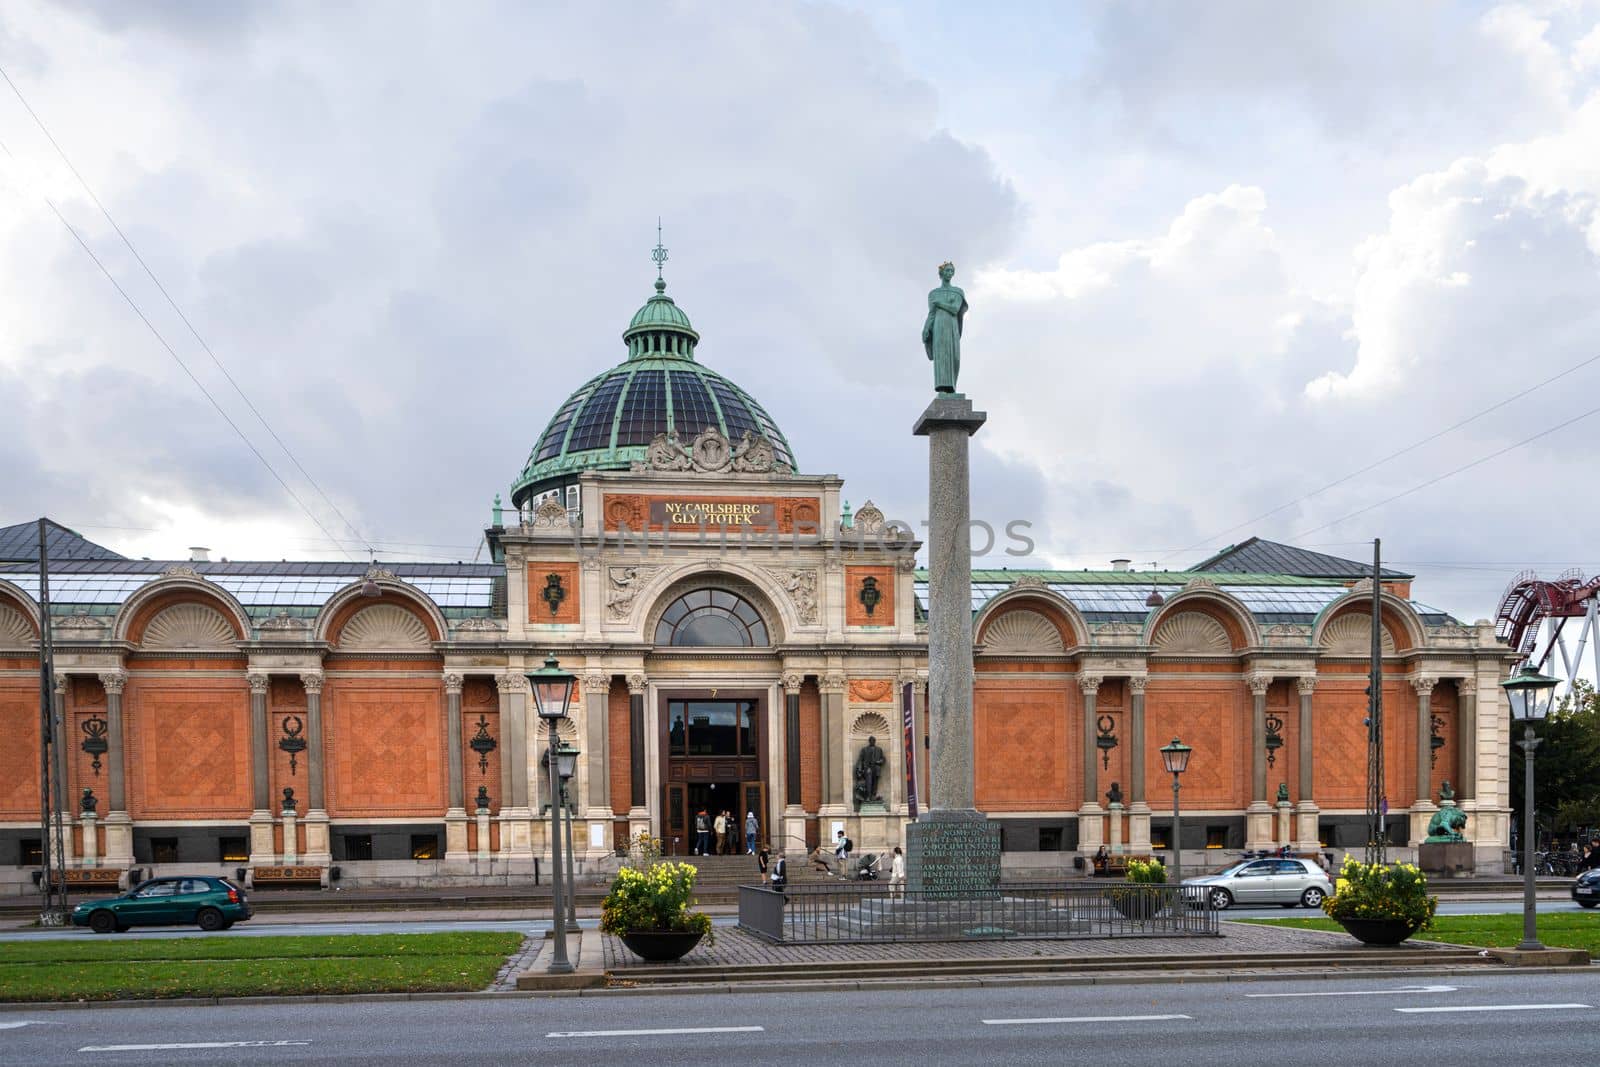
783,812 -> 809,860
1107,803 -> 1124,852
1127,802 -> 1152,852
1077,804 -> 1105,851
103,811 -> 133,868
281,812 -> 298,865
498,808 -> 535,860
1245,803 -> 1274,851
248,811 -> 276,867
303,810 -> 332,867
1409,800 -> 1438,846
444,808 -> 470,862
1294,802 -> 1321,853
627,807 -> 650,855
1275,800 -> 1293,847
474,809 -> 492,862
79,814 -> 98,867
905,809 -> 1000,896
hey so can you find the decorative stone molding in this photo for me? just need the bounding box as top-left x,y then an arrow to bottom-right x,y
626,673 -> 648,695
633,428 -> 792,475
1151,612 -> 1230,654
1077,674 -> 1103,695
583,672 -> 609,693
849,711 -> 892,737
442,673 -> 464,695
847,679 -> 894,703
896,554 -> 918,573
247,673 -> 270,694
1320,613 -> 1395,655
764,567 -> 819,625
142,603 -> 236,650
606,565 -> 660,622
259,611 -> 311,635
852,500 -> 887,533
1296,676 -> 1317,695
496,675 -> 526,693
301,672 -> 325,695
1263,623 -> 1311,647
1127,676 -> 1148,694
98,671 -> 126,696
363,566 -> 399,583
54,675 -> 67,696
1349,578 -> 1375,595
821,672 -> 848,694
0,605 -> 33,648
1090,621 -> 1142,646
159,565 -> 205,580
531,496 -> 569,529
1245,673 -> 1271,696
338,604 -> 431,650
979,609 -> 1065,656
56,612 -> 109,636
1181,576 -> 1218,592
1008,574 -> 1049,589
782,672 -> 805,694
1411,676 -> 1438,696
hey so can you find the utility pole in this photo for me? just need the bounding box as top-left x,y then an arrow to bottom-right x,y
37,520 -> 68,925
1365,538 -> 1386,867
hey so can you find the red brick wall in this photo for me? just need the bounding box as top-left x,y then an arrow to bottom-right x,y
800,679 -> 821,811
0,681 -> 39,819
1144,680 -> 1247,809
462,678 -> 500,814
125,676 -> 252,819
609,678 -> 631,816
975,678 -> 1070,810
324,678 -> 445,818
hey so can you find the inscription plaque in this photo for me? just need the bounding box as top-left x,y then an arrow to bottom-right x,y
905,814 -> 1001,898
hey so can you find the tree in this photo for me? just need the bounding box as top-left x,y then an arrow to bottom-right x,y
1511,681 -> 1600,846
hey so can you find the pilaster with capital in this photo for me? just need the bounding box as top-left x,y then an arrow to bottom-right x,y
442,673 -> 465,812
1245,672 -> 1273,850
1456,675 -> 1477,803
1413,676 -> 1437,809
1127,675 -> 1147,805
583,671 -> 610,815
821,672 -> 847,808
97,671 -> 133,865
782,673 -> 804,809
1294,676 -> 1318,849
1078,674 -> 1102,814
627,674 -> 647,811
247,673 -> 271,813
494,674 -> 533,859
299,672 -> 332,866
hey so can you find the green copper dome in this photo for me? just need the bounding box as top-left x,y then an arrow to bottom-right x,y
511,281 -> 795,507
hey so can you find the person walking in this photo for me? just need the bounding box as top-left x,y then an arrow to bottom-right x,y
758,842 -> 771,883
694,808 -> 710,856
745,811 -> 758,855
889,845 -> 906,897
1582,836 -> 1600,871
771,848 -> 788,892
713,811 -> 727,855
726,811 -> 740,856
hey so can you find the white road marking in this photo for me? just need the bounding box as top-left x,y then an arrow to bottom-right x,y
548,1026 -> 764,1038
0,1021 -> 60,1029
79,1040 -> 311,1052
1246,985 -> 1457,998
1395,1003 -> 1591,1014
983,1014 -> 1193,1026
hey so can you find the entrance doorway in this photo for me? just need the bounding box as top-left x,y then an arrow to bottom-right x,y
659,690 -> 768,855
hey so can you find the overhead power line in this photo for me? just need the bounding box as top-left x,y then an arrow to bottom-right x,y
0,63 -> 373,557
0,137 -> 357,562
1170,351 -> 1600,563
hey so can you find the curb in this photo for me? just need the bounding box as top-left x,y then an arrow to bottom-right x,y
3,961 -> 1596,1010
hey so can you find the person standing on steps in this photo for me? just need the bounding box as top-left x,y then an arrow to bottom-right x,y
713,810 -> 727,855
889,845 -> 906,897
771,848 -> 787,893
694,808 -> 710,856
758,842 -> 771,883
745,811 -> 758,855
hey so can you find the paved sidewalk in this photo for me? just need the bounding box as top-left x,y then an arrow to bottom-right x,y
601,918 -> 1446,970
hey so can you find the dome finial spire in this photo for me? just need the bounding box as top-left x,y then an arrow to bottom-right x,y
651,217 -> 668,293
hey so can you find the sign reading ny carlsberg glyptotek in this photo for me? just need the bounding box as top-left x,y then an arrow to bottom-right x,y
649,499 -> 776,527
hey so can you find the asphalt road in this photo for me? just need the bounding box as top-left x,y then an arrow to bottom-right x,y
2,971 -> 1597,1065
0,898 -> 1588,940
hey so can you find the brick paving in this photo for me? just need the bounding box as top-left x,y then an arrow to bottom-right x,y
602,919 -> 1449,970
492,935 -> 544,989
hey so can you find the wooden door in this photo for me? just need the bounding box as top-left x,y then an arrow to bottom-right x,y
665,783 -> 687,856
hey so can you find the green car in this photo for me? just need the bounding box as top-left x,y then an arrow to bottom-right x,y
71,876 -> 253,934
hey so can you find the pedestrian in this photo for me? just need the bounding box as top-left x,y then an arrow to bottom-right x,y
713,810 -> 727,855
758,842 -> 770,883
1093,844 -> 1109,875
745,811 -> 758,855
889,845 -> 905,897
1583,837 -> 1600,871
726,811 -> 740,855
694,808 -> 710,855
771,848 -> 787,892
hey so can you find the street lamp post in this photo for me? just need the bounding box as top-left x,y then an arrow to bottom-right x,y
1160,738 -> 1192,893
528,654 -> 576,975
1501,664 -> 1559,953
556,741 -> 579,926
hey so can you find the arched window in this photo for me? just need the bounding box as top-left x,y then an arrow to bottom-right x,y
654,588 -> 770,647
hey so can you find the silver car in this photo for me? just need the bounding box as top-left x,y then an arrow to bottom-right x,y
1182,857 -> 1332,910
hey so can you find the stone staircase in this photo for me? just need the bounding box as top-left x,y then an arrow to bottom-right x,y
671,852 -> 836,887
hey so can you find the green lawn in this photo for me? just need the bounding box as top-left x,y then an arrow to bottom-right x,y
0,931 -> 524,1002
1240,913 -> 1600,955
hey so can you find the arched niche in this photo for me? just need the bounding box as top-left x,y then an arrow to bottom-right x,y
973,587 -> 1085,655
316,574 -> 446,647
643,569 -> 786,648
1144,587 -> 1259,653
1313,593 -> 1423,654
114,575 -> 251,646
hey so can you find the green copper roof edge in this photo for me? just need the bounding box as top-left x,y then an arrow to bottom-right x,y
922,570 -> 1349,587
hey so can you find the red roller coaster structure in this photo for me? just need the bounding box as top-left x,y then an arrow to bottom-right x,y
1496,568 -> 1600,686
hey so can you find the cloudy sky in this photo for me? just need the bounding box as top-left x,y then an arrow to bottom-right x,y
4,0 -> 1600,623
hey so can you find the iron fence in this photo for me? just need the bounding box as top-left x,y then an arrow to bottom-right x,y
738,880 -> 1218,944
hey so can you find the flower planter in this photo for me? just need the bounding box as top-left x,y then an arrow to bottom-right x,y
1110,888 -> 1165,920
619,929 -> 705,962
1335,917 -> 1418,946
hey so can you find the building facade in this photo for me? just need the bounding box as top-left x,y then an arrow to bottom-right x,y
0,279 -> 1519,893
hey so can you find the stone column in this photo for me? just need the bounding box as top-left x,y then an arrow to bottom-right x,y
1410,676 -> 1439,844
821,672 -> 847,811
1127,676 -> 1152,852
98,671 -> 133,867
1456,677 -> 1477,802
51,677 -> 70,863
912,677 -> 929,809
443,673 -> 468,863
496,675 -> 534,861
280,793 -> 298,865
475,794 -> 492,862
301,672 -> 331,866
583,671 -> 610,819
247,672 -> 275,866
1245,673 -> 1274,850
1294,676 -> 1320,852
626,674 -> 649,843
1077,674 -> 1105,852
912,395 -> 986,813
